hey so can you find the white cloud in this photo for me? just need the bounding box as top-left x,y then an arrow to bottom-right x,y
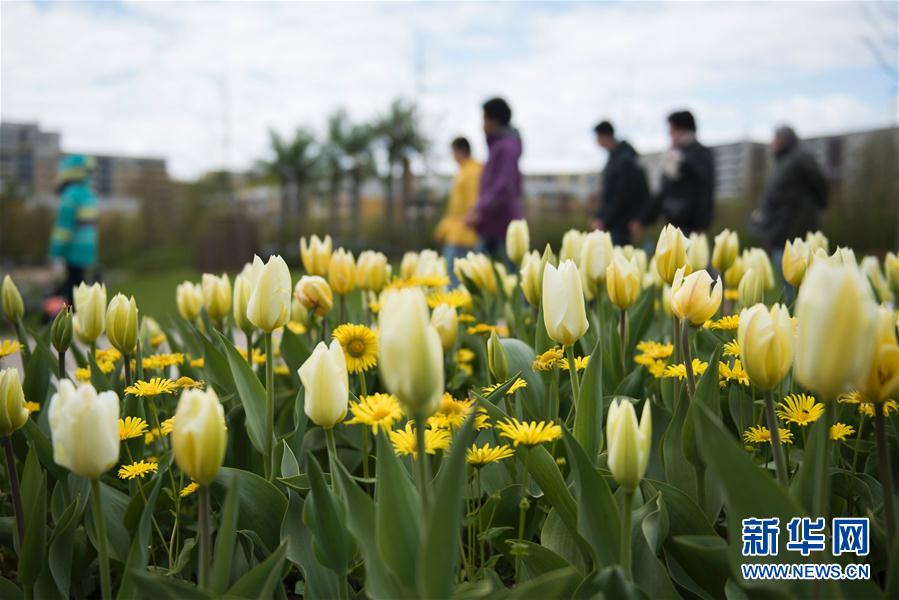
1,1 -> 895,178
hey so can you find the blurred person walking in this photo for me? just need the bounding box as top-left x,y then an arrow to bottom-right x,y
633,110 -> 715,235
590,121 -> 650,246
435,137 -> 482,286
466,97 -> 523,263
748,125 -> 828,266
48,154 -> 98,308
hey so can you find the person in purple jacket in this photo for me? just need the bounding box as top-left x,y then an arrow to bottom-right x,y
465,97 -> 523,262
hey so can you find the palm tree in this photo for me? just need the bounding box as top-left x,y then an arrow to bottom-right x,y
323,110 -> 351,235
374,98 -> 428,232
261,127 -> 319,239
341,123 -> 376,239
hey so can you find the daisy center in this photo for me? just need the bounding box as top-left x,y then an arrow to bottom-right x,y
347,339 -> 367,357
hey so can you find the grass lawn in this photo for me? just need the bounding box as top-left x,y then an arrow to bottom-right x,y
107,268 -> 198,322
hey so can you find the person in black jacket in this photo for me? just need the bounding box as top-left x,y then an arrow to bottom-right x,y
633,110 -> 715,235
748,126 -> 828,254
590,121 -> 650,245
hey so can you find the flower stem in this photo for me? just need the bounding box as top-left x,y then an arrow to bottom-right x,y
874,403 -> 896,546
3,437 -> 25,546
565,345 -> 580,406
198,485 -> 212,589
514,448 -> 530,585
123,353 -> 131,387
58,350 -> 67,381
813,401 -> 835,519
90,479 -> 112,600
325,428 -> 340,492
764,390 -> 788,486
621,490 -> 633,580
414,416 -> 431,514
14,318 -> 31,366
619,309 -> 627,373
264,332 -> 274,481
681,320 -> 695,399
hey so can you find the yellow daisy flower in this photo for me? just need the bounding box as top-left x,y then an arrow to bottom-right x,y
858,400 -> 899,418
427,394 -> 490,430
274,364 -> 290,376
718,360 -> 750,387
457,313 -> 476,323
125,377 -> 178,398
724,289 -> 739,301
175,376 -> 204,389
496,418 -> 562,447
776,393 -> 824,427
483,377 -> 528,396
286,321 -> 307,335
838,391 -> 864,404
117,460 -> 158,480
723,340 -> 740,357
143,353 -> 185,371
149,333 -> 167,347
635,340 -> 674,359
830,423 -> 856,441
466,443 -> 514,466
457,362 -> 473,376
119,416 -> 149,440
0,339 -> 22,359
190,357 -> 205,368
180,482 -> 199,497
648,360 -> 667,378
427,289 -> 472,310
345,393 -> 403,434
24,401 -> 40,413
533,347 -> 564,371
74,367 -> 91,382
559,356 -> 589,372
455,348 -> 476,364
467,323 -> 500,336
145,417 -> 176,444
663,359 -> 709,380
95,347 -> 122,363
332,324 -> 379,373
743,426 -> 794,445
96,359 -> 116,374
389,423 -> 451,458
704,315 -> 739,331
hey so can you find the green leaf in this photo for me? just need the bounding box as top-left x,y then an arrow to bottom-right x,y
85,483 -> 131,563
304,454 -> 352,574
18,448 -> 46,588
279,440 -> 300,478
499,339 -> 546,422
210,478 -> 242,593
281,491 -> 341,599
47,494 -> 83,598
23,336 -> 54,405
681,346 -> 722,470
534,301 -> 553,355
198,330 -> 237,397
279,326 -> 310,382
129,570 -> 212,600
562,428 -> 619,569
420,415 -> 477,598
573,565 -> 648,600
667,535 -> 731,597
117,464 -> 167,599
214,467 -> 287,551
790,407 -> 829,513
21,420 -> 67,482
641,479 -> 715,538
0,577 -> 22,600
630,493 -> 678,598
518,541 -> 573,580
375,431 -> 421,588
572,336 -> 603,463
225,541 -> 287,599
507,566 -> 581,599
215,331 -> 269,455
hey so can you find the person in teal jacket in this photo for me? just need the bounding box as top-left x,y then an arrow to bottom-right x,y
49,154 -> 98,304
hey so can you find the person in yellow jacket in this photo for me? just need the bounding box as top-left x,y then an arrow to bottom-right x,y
435,137 -> 482,286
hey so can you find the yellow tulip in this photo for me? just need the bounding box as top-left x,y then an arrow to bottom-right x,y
654,224 -> 689,285
105,294 -> 138,355
738,303 -> 794,390
73,282 -> 107,344
861,256 -> 894,304
172,387 -> 227,485
559,229 -> 586,265
300,234 -> 332,276
795,261 -> 878,400
295,276 -> 333,318
737,268 -> 766,308
455,252 -> 498,295
782,238 -> 810,287
506,219 -> 530,265
884,252 -> 899,297
832,246 -> 857,268
606,252 -> 641,311
1,275 -> 24,323
430,303 -> 458,352
378,288 -> 444,417
246,255 -> 292,332
724,255 -> 745,289
606,399 -> 651,492
0,368 -> 28,437
857,306 -> 899,403
542,260 -> 589,346
356,251 -> 391,292
670,267 -> 722,325
519,251 -> 544,306
400,252 -> 419,279
579,230 -> 614,296
48,380 -> 119,479
201,273 -> 231,321
328,248 -> 356,295
805,230 -> 829,254
232,273 -> 254,334
299,340 -> 349,429
176,281 -> 204,322
686,232 -> 709,271
743,248 -> 775,290
711,229 -> 739,272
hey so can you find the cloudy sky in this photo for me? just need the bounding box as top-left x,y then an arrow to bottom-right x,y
2,1 -> 896,179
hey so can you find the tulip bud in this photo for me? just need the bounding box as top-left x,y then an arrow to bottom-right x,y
378,288 -> 444,417
724,256 -> 745,289
357,251 -> 391,292
579,230 -> 614,296
737,268 -> 766,308
247,255 -> 292,332
0,368 -> 28,437
414,249 -> 447,280
686,232 -> 709,271
860,256 -> 894,304
487,330 -> 510,382
300,234 -> 332,276
1,275 -> 24,323
105,294 -> 138,355
172,387 -> 227,485
743,248 -> 775,290
506,219 -> 530,266
606,252 -> 641,311
328,248 -> 356,295
201,273 -> 231,321
400,252 -> 419,279
176,282 -> 204,321
738,303 -> 794,390
711,229 -> 739,273
48,380 -> 118,479
73,282 -> 107,344
291,296 -> 310,327
671,267 -> 722,325
51,306 -> 73,353
559,229 -> 585,265
295,276 -> 333,318
654,224 -> 689,285
795,261 -> 878,400
298,340 -> 349,429
856,306 -> 899,403
542,260 -> 589,346
782,238 -> 810,287
805,230 -> 829,254
519,251 -> 544,306
430,303 -> 458,352
455,253 -> 498,295
232,273 -> 254,334
606,399 -> 651,492
832,246 -> 857,268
